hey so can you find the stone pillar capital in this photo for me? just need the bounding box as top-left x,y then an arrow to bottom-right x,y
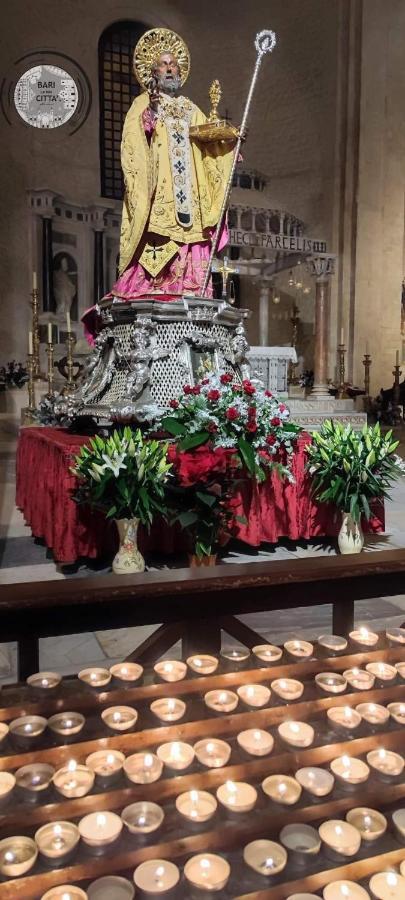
306,253 -> 336,282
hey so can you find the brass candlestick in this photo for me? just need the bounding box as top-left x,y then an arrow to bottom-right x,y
337,343 -> 347,399
65,332 -> 76,392
30,287 -> 42,379
288,305 -> 300,385
363,353 -> 371,410
26,353 -> 36,415
46,340 -> 55,397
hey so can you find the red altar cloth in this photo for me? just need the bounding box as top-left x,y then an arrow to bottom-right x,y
16,427 -> 384,564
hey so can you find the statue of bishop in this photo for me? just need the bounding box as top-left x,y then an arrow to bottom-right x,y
83,28 -> 236,340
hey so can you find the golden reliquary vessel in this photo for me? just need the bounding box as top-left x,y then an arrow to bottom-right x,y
189,79 -> 240,142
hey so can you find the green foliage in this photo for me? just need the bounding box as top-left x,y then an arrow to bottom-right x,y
306,421 -> 402,522
71,427 -> 172,528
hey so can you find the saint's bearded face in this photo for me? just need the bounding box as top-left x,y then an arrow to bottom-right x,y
153,52 -> 181,95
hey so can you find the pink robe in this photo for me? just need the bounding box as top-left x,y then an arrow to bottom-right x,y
82,108 -> 228,343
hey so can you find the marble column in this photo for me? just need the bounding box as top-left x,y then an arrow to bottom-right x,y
307,254 -> 336,397
42,216 -> 54,312
259,281 -> 271,346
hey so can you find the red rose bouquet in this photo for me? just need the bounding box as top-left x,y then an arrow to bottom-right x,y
159,372 -> 301,482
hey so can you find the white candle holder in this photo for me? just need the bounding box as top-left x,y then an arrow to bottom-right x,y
156,741 -> 195,771
252,644 -> 282,663
237,683 -> 271,707
318,819 -> 361,858
295,766 -> 334,797
386,626 -> 405,644
315,672 -> 347,694
318,634 -> 348,653
0,836 -> 38,877
323,880 -> 370,900
53,761 -> 95,798
121,801 -> 164,834
193,738 -> 232,768
133,859 -> 180,894
346,807 -> 387,841
154,660 -> 187,682
40,887 -> 88,900
0,772 -> 15,802
366,661 -> 397,682
388,702 -> 405,725
216,780 -> 257,813
86,750 -> 125,785
176,789 -> 217,823
343,667 -> 375,690
78,811 -> 123,848
186,654 -> 218,675
35,821 -> 80,861
262,774 -> 302,805
369,872 -> 405,900
78,667 -> 111,688
204,689 -> 238,713
101,706 -> 138,732
349,627 -> 379,647
124,752 -> 163,784
355,702 -> 390,725
243,839 -> 287,876
48,712 -> 85,738
271,677 -> 304,700
284,639 -> 313,658
395,661 -> 405,679
16,763 -> 54,795
27,671 -> 62,690
184,853 -> 230,891
87,877 -> 133,900
278,720 -> 314,748
330,755 -> 370,786
366,748 -> 404,779
327,706 -> 362,731
220,646 -> 250,665
109,662 -> 143,683
9,715 -> 47,748
150,697 -> 186,722
280,823 -> 321,862
237,728 -> 274,757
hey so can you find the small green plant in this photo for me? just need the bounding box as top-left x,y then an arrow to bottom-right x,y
306,421 -> 402,522
71,427 -> 172,526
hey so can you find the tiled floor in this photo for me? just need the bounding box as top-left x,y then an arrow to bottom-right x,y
0,416 -> 404,683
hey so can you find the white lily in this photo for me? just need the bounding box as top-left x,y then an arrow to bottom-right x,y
101,452 -> 127,477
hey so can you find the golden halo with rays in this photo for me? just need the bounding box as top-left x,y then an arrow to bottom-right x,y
133,28 -> 191,91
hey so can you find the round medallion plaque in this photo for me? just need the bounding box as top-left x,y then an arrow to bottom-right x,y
14,64 -> 79,128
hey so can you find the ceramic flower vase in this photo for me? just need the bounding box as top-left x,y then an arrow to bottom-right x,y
113,518 -> 145,574
338,512 -> 364,555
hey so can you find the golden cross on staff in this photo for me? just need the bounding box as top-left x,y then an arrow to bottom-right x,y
211,255 -> 239,302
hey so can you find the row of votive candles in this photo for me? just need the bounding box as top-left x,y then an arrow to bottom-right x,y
5,660 -> 404,751
1,806 -> 404,895
1,719 -> 403,806
20,626 -> 405,695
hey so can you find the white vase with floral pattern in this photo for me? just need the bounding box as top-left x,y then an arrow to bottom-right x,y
113,518 -> 145,574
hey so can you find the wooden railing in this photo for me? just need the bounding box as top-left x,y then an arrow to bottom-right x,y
1,549 -> 405,680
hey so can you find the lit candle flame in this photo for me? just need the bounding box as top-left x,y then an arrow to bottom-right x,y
96,813 -> 106,828
67,760 -> 77,773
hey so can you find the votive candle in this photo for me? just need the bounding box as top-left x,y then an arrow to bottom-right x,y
216,780 -> 257,813
184,853 -> 230,891
366,748 -> 404,778
204,689 -> 238,713
154,660 -> 187,682
193,738 -> 231,768
237,683 -> 271,707
349,626 -> 379,647
134,860 -> 180,894
186,654 -> 218,675
237,728 -> 274,757
176,789 -> 217,823
150,697 -> 186,722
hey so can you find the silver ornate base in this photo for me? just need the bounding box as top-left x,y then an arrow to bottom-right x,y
59,296 -> 251,425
